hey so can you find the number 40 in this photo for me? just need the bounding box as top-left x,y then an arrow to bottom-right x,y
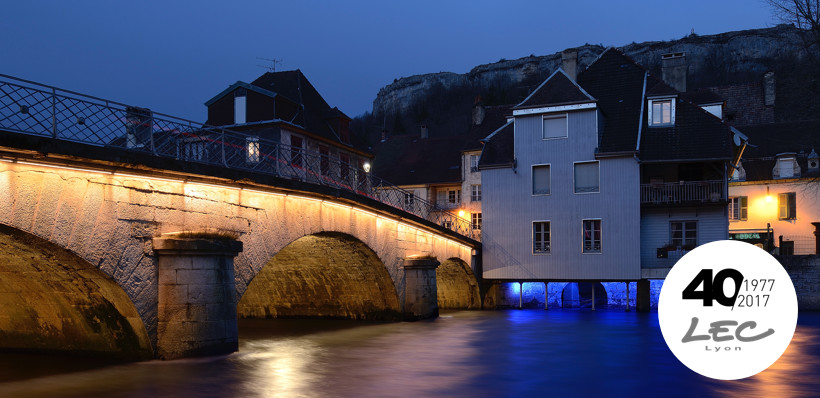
682,269 -> 744,307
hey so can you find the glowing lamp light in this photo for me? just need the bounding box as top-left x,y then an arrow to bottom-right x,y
765,185 -> 773,203
458,210 -> 465,217
363,162 -> 371,173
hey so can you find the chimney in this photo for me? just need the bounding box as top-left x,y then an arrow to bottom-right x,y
661,52 -> 687,92
472,96 -> 485,126
420,124 -> 428,139
764,71 -> 776,106
561,50 -> 578,81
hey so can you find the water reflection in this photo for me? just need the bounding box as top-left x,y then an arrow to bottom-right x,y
0,311 -> 818,397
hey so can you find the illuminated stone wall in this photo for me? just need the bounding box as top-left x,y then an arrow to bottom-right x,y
0,224 -> 152,358
436,258 -> 481,310
0,160 -> 474,354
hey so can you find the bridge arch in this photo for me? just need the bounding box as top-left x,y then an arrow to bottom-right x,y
237,231 -> 402,320
0,223 -> 152,358
436,257 -> 481,309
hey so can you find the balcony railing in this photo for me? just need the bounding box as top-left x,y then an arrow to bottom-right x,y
0,73 -> 476,240
640,180 -> 726,205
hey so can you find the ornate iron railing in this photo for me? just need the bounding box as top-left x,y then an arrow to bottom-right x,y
0,74 -> 475,239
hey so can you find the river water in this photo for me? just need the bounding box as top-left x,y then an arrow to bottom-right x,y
1,310 -> 819,398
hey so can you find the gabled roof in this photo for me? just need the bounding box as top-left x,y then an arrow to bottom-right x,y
203,81 -> 279,106
481,47 -> 734,162
207,69 -> 369,155
735,119 -> 820,158
514,69 -> 595,109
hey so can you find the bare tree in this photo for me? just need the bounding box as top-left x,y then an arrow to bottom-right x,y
766,0 -> 820,52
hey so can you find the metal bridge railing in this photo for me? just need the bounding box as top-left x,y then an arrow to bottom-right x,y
0,74 -> 475,240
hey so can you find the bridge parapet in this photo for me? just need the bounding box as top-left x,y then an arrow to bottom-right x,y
0,74 -> 474,239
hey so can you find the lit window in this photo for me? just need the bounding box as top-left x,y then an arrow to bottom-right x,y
574,161 -> 600,193
532,164 -> 551,195
533,221 -> 550,254
246,136 -> 260,164
542,114 -> 567,139
471,213 -> 482,230
583,219 -> 602,253
671,221 -> 697,250
729,196 -> 747,221
778,192 -> 796,220
471,184 -> 482,202
649,99 -> 674,126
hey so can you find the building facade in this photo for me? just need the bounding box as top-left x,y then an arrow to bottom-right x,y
479,49 -> 741,307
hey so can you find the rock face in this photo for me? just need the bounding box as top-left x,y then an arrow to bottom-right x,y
371,24 -> 806,121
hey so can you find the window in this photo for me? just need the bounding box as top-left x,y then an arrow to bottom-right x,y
574,161 -> 600,193
470,155 -> 479,172
533,221 -> 550,254
245,136 -> 260,164
404,192 -> 415,208
181,137 -> 207,161
542,114 -> 568,139
290,135 -> 303,167
729,196 -> 747,221
234,88 -> 247,124
319,146 -> 330,176
532,164 -> 551,195
671,221 -> 697,249
583,219 -> 602,253
778,192 -> 796,220
471,184 -> 482,202
649,99 -> 674,126
437,188 -> 460,207
774,157 -> 799,179
471,213 -> 482,230
340,153 -> 350,181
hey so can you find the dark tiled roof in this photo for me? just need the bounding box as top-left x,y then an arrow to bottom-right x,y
478,121 -> 514,168
736,120 -> 820,158
741,157 -> 819,181
372,105 -> 512,185
577,48 -> 646,153
639,97 -> 733,161
681,89 -> 724,105
514,70 -> 594,109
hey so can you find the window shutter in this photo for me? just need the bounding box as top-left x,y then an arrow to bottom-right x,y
542,115 -> 567,139
740,196 -> 748,220
778,193 -> 787,219
788,193 -> 797,219
532,165 -> 550,195
574,162 -> 599,193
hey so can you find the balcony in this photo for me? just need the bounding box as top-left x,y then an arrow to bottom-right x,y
640,180 -> 726,205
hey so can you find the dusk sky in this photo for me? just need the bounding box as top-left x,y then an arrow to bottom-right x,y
3,1 -> 778,122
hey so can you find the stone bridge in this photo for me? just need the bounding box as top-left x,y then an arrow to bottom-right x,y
0,137 -> 481,359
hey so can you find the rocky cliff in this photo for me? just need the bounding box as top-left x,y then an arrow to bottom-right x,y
366,24 -> 809,139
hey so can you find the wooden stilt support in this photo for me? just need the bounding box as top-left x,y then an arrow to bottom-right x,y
519,282 -> 523,309
544,282 -> 549,310
626,282 -> 631,312
591,283 -> 596,311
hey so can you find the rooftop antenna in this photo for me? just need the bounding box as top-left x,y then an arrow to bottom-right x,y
256,57 -> 283,72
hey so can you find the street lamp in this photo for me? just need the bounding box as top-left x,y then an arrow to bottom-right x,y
363,161 -> 371,173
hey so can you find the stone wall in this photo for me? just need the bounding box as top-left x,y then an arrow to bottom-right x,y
777,255 -> 820,310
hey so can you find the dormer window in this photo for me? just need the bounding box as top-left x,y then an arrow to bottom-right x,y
648,98 -> 675,126
773,154 -> 800,179
234,88 -> 247,124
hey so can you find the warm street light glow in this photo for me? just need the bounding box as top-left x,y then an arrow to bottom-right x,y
363,161 -> 371,173
458,210 -> 465,217
766,185 -> 773,202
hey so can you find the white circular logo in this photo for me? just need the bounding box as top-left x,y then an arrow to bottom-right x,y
658,240 -> 798,380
